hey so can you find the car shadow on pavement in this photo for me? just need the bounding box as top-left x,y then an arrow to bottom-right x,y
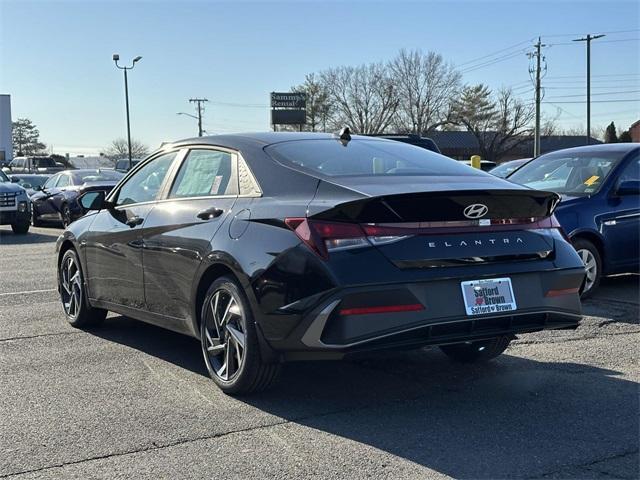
90,315 -> 639,479
0,228 -> 59,245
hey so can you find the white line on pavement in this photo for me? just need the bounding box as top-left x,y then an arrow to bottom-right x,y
0,288 -> 57,297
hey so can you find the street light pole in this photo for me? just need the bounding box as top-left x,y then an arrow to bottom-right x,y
113,54 -> 142,171
572,34 -> 605,145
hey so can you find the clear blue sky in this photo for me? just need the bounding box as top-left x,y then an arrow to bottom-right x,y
1,0 -> 638,155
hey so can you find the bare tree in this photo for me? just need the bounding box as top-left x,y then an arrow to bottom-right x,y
291,73 -> 332,132
390,49 -> 461,134
558,125 -> 605,141
320,63 -> 399,134
105,138 -> 149,160
452,84 -> 534,161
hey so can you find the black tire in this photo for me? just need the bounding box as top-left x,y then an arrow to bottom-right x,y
572,238 -> 601,298
11,219 -> 30,234
61,203 -> 72,228
31,207 -> 43,227
440,336 -> 511,363
59,249 -> 107,328
200,276 -> 280,395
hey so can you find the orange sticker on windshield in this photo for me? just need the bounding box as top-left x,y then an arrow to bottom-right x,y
584,175 -> 600,186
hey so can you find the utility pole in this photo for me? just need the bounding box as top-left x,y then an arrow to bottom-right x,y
529,37 -> 546,157
189,98 -> 208,137
573,34 -> 605,145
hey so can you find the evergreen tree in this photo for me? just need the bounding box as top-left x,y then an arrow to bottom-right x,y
604,122 -> 618,143
618,130 -> 632,143
12,118 -> 46,156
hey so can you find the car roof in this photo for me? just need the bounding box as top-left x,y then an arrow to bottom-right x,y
542,143 -> 640,155
167,132 -> 396,150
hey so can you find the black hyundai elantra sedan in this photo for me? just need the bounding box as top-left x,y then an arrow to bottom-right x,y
56,132 -> 586,394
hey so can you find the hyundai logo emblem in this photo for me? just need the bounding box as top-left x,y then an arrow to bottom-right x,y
463,204 -> 489,219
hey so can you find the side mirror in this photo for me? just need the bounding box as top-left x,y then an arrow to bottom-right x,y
615,180 -> 640,196
34,185 -> 43,191
10,177 -> 19,183
79,191 -> 107,211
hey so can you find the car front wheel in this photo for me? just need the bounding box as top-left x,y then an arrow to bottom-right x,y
200,276 -> 280,395
11,219 -> 30,234
439,336 -> 512,363
59,249 -> 107,328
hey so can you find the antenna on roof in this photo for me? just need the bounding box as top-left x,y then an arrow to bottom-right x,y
336,127 -> 351,146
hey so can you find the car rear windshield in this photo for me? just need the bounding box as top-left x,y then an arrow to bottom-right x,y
33,158 -> 56,167
14,175 -> 48,188
265,138 -> 480,178
508,150 -> 626,195
72,171 -> 124,183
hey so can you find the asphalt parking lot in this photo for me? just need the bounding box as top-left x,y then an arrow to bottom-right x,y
1,225 -> 638,479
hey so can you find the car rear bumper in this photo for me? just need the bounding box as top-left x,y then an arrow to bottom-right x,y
268,267 -> 584,359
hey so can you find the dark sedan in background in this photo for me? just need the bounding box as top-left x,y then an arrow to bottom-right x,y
8,174 -> 50,196
32,169 -> 124,227
508,143 -> 639,296
56,132 -> 585,394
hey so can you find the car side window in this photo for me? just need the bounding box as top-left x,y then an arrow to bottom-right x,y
168,149 -> 237,198
56,174 -> 71,188
115,152 -> 176,206
618,156 -> 640,183
44,174 -> 59,189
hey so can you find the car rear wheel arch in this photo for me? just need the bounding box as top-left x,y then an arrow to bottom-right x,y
194,262 -> 278,363
570,231 -> 605,268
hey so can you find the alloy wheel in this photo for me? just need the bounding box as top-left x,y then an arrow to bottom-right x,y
203,289 -> 247,382
60,255 -> 82,319
577,248 -> 597,293
62,205 -> 71,228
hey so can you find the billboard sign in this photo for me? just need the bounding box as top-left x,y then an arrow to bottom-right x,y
271,92 -> 306,126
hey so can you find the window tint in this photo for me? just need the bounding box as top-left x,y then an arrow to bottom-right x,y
115,152 -> 176,206
56,174 -> 71,187
169,149 -> 237,198
265,139 -> 478,178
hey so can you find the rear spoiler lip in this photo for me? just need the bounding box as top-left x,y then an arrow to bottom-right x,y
308,186 -> 561,223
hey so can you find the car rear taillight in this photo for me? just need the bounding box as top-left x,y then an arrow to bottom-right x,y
285,218 -> 370,259
286,214 -> 569,259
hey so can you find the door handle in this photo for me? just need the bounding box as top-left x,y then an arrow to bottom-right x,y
126,216 -> 144,227
197,207 -> 224,220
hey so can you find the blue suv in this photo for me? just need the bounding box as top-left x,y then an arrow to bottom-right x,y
508,143 -> 639,297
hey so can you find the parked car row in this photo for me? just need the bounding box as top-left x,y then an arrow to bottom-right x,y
5,139 -> 638,304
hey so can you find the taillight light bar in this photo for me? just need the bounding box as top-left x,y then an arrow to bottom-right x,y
285,215 -> 568,259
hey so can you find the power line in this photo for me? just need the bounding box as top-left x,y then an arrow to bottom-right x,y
543,99 -> 640,104
455,38 -> 533,68
546,90 -> 640,98
459,49 -> 528,74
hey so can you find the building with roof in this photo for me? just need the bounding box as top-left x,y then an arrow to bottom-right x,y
630,120 -> 640,143
0,94 -> 12,166
426,131 -> 602,162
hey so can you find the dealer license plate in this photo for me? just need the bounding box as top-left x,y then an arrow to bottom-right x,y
460,277 -> 517,316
